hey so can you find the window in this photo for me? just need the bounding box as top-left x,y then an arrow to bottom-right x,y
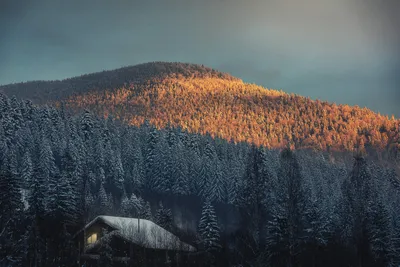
86,233 -> 97,245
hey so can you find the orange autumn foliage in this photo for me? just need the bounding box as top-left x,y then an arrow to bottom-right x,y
1,62 -> 398,158
61,76 -> 398,157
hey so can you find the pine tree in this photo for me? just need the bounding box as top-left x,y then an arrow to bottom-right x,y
120,192 -> 130,216
85,190 -> 95,222
266,148 -> 305,267
302,194 -> 331,267
155,202 -> 173,231
99,229 -> 113,267
156,137 -> 173,193
199,141 -> 217,199
187,148 -> 202,195
345,155 -> 376,266
0,124 -> 8,165
20,151 -> 33,189
144,126 -> 159,191
130,193 -> 143,217
0,166 -> 25,265
48,171 -> 77,224
366,197 -> 395,266
139,201 -> 152,220
112,150 -> 125,200
80,110 -> 94,142
171,140 -> 189,195
98,184 -> 108,214
198,201 -> 221,252
107,193 -> 115,215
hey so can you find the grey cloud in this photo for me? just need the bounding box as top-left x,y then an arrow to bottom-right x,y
0,0 -> 398,116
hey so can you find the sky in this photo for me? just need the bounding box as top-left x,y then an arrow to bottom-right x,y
0,0 -> 399,117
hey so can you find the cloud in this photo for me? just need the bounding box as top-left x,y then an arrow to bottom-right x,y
0,0 -> 398,116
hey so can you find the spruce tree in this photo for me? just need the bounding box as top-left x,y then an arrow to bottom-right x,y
139,201 -> 152,220
266,148 -> 305,267
99,229 -> 113,267
130,193 -> 143,217
80,110 -> 94,142
98,184 -> 108,214
144,125 -> 159,191
0,166 -> 25,265
198,201 -> 221,267
155,202 -> 173,230
171,141 -> 189,195
345,155 -> 376,266
20,151 -> 33,189
198,201 -> 221,252
366,196 -> 395,266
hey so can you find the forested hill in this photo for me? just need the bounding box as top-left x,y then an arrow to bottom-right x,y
1,62 -> 399,157
0,62 -> 236,104
1,93 -> 400,266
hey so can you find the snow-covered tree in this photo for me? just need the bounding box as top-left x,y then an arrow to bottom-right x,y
366,197 -> 395,266
265,148 -> 305,267
99,228 -> 113,267
0,166 -> 25,265
80,110 -> 94,142
198,201 -> 221,252
20,151 -> 33,189
155,202 -> 173,231
139,200 -> 152,220
144,125 -> 159,191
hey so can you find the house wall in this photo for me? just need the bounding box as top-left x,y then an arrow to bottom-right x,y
84,220 -> 115,246
82,235 -> 201,267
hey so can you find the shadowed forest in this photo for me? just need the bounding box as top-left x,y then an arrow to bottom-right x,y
1,92 -> 400,267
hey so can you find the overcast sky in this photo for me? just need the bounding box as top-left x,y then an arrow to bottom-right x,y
0,0 -> 399,116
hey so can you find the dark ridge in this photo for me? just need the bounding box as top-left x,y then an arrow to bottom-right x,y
0,62 -> 237,104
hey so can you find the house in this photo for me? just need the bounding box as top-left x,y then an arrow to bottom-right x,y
73,215 -> 198,267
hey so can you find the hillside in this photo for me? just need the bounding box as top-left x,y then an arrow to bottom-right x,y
1,62 -> 399,157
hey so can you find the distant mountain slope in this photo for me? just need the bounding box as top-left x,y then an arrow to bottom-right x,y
0,62 -> 236,104
1,62 -> 399,157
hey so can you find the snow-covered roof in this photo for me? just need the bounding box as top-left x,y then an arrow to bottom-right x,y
85,215 -> 195,252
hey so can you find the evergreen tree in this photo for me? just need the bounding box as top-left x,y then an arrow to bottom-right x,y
20,151 -> 33,189
0,124 -> 8,165
344,155 -> 376,266
144,126 -> 159,191
112,150 -> 125,200
266,148 -> 305,267
198,201 -> 221,252
366,196 -> 395,266
139,201 -> 153,220
47,171 -> 77,225
130,193 -> 143,217
120,192 -> 130,217
171,140 -> 189,195
0,167 -> 25,265
80,110 -> 94,142
199,141 -> 217,199
107,193 -> 115,215
99,229 -> 113,267
98,184 -> 108,214
155,202 -> 173,231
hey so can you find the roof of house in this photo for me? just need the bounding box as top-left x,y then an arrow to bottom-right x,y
83,215 -> 196,252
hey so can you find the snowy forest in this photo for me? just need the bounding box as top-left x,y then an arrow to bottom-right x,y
1,92 -> 400,267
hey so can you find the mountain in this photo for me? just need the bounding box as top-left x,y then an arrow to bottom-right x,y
1,62 -> 399,158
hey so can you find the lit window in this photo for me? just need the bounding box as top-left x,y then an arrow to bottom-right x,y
87,233 -> 97,244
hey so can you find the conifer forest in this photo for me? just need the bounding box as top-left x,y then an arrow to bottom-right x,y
1,92 -> 400,267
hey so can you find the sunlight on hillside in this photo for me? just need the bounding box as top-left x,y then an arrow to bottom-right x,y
57,76 -> 399,156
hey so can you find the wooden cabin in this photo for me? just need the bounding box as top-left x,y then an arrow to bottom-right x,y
73,215 -> 199,267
